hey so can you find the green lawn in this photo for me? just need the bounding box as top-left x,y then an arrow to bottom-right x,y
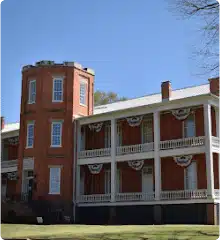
1,224 -> 219,240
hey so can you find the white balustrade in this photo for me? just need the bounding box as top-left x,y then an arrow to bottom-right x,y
116,192 -> 155,202
116,142 -> 154,156
2,159 -> 18,168
160,136 -> 205,150
214,189 -> 220,199
212,136 -> 220,149
78,148 -> 111,159
160,189 -> 207,200
78,194 -> 111,203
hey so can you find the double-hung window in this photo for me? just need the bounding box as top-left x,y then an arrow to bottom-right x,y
49,166 -> 61,194
141,118 -> 153,143
183,114 -> 195,138
52,78 -> 63,102
26,122 -> 34,148
80,79 -> 87,105
28,80 -> 36,104
51,121 -> 63,147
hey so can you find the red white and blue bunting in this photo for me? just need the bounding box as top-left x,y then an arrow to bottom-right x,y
7,172 -> 18,180
173,155 -> 193,167
126,115 -> 143,127
171,108 -> 191,121
88,122 -> 103,132
7,137 -> 19,145
128,160 -> 144,171
88,164 -> 103,174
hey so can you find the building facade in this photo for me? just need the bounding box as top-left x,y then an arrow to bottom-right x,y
1,60 -> 219,225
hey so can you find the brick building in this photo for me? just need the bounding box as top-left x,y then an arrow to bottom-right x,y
1,60 -> 219,225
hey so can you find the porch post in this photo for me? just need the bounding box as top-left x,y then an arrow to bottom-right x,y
215,107 -> 220,183
153,111 -> 161,200
111,118 -> 116,202
76,123 -> 81,201
204,103 -> 214,198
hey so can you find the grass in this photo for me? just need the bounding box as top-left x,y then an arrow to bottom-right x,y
1,224 -> 219,240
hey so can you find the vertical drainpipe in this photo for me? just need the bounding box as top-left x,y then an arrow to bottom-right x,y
73,119 -> 77,223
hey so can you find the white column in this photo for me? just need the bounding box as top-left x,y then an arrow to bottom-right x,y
76,124 -> 81,201
215,107 -> 220,183
204,103 -> 214,198
153,111 -> 161,200
111,119 -> 117,202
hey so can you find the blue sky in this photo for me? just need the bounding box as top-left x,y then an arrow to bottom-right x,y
2,0 -> 212,123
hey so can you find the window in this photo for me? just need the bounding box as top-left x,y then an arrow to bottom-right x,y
53,78 -> 63,102
117,123 -> 122,146
141,118 -> 153,143
51,121 -> 63,147
184,161 -> 197,190
28,80 -> 36,104
104,124 -> 111,148
104,169 -> 121,194
80,80 -> 87,105
26,122 -> 34,148
49,167 -> 61,194
183,114 -> 195,138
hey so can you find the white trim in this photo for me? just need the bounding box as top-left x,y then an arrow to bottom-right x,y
77,198 -> 215,207
184,160 -> 197,190
28,80 -> 36,104
182,112 -> 196,138
50,120 -> 63,148
52,77 -> 64,103
79,79 -> 87,106
26,122 -> 34,148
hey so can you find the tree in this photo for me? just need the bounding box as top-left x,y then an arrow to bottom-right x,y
169,0 -> 219,75
94,90 -> 128,106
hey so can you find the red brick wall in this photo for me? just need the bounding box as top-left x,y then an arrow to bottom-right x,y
8,144 -> 19,160
213,153 -> 219,189
122,120 -> 142,146
85,125 -> 105,150
17,65 -> 94,202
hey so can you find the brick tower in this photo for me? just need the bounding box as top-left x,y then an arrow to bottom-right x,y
16,61 -> 94,217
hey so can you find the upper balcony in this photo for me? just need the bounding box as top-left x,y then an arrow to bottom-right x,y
1,159 -> 18,173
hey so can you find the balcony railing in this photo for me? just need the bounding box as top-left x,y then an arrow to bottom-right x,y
78,148 -> 111,159
160,136 -> 205,150
116,142 -> 154,156
116,192 -> 155,202
214,189 -> 220,199
77,194 -> 111,203
212,136 -> 220,150
1,159 -> 18,168
160,189 -> 208,200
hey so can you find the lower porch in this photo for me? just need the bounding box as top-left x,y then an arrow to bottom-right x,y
76,153 -> 219,204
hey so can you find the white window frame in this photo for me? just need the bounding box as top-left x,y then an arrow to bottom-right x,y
51,120 -> 63,148
117,123 -> 122,147
49,166 -> 62,195
80,79 -> 87,106
104,124 -> 111,148
104,169 -> 121,194
183,113 -> 196,138
28,80 -> 36,104
184,161 -> 197,190
26,121 -> 35,148
52,77 -> 63,102
141,118 -> 153,144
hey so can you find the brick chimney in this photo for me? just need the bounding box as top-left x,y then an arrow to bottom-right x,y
1,116 -> 5,130
209,77 -> 219,96
161,81 -> 172,101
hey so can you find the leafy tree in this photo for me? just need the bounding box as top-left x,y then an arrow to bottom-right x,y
94,90 -> 128,106
169,0 -> 219,75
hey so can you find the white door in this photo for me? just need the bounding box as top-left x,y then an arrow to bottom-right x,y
104,169 -> 121,194
142,166 -> 153,192
185,161 -> 197,190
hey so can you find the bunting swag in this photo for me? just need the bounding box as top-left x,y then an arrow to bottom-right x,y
88,122 -> 103,132
7,172 -> 18,180
88,164 -> 103,174
7,137 -> 19,145
173,155 -> 193,167
128,160 -> 144,171
171,108 -> 191,121
126,116 -> 143,127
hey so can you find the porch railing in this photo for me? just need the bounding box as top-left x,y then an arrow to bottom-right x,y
214,189 -> 220,199
160,136 -> 205,150
116,142 -> 154,156
77,194 -> 111,203
160,189 -> 208,200
212,136 -> 220,150
1,159 -> 18,168
78,148 -> 111,159
116,192 -> 155,202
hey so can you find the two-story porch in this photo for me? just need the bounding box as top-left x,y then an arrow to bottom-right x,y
75,100 -> 220,225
